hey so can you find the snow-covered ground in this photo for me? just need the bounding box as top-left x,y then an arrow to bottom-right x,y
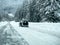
0,21 -> 8,27
10,21 -> 60,45
0,21 -> 29,45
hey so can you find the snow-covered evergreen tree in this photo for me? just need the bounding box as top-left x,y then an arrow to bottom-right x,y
15,0 -> 60,22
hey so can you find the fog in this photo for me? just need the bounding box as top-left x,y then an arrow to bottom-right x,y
0,0 -> 24,14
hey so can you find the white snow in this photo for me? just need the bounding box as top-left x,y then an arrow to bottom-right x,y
10,21 -> 60,45
8,13 -> 14,17
0,21 -> 8,27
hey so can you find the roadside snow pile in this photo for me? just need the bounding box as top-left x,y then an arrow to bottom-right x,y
0,21 -> 8,27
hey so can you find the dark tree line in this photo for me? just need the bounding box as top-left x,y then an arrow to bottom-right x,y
15,0 -> 60,22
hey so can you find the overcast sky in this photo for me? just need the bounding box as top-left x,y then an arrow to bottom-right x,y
0,0 -> 24,14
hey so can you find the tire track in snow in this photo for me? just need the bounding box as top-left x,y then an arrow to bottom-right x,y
0,23 -> 8,34
0,23 -> 9,45
7,23 -> 29,45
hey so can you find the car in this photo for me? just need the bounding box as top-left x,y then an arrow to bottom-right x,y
19,19 -> 29,27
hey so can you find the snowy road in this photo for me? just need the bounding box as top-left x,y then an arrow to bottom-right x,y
10,21 -> 60,45
0,21 -> 60,45
0,22 -> 29,45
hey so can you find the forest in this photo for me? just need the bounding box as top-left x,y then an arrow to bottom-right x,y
0,0 -> 60,22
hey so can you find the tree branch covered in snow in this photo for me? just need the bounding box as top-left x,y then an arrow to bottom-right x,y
15,0 -> 60,22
